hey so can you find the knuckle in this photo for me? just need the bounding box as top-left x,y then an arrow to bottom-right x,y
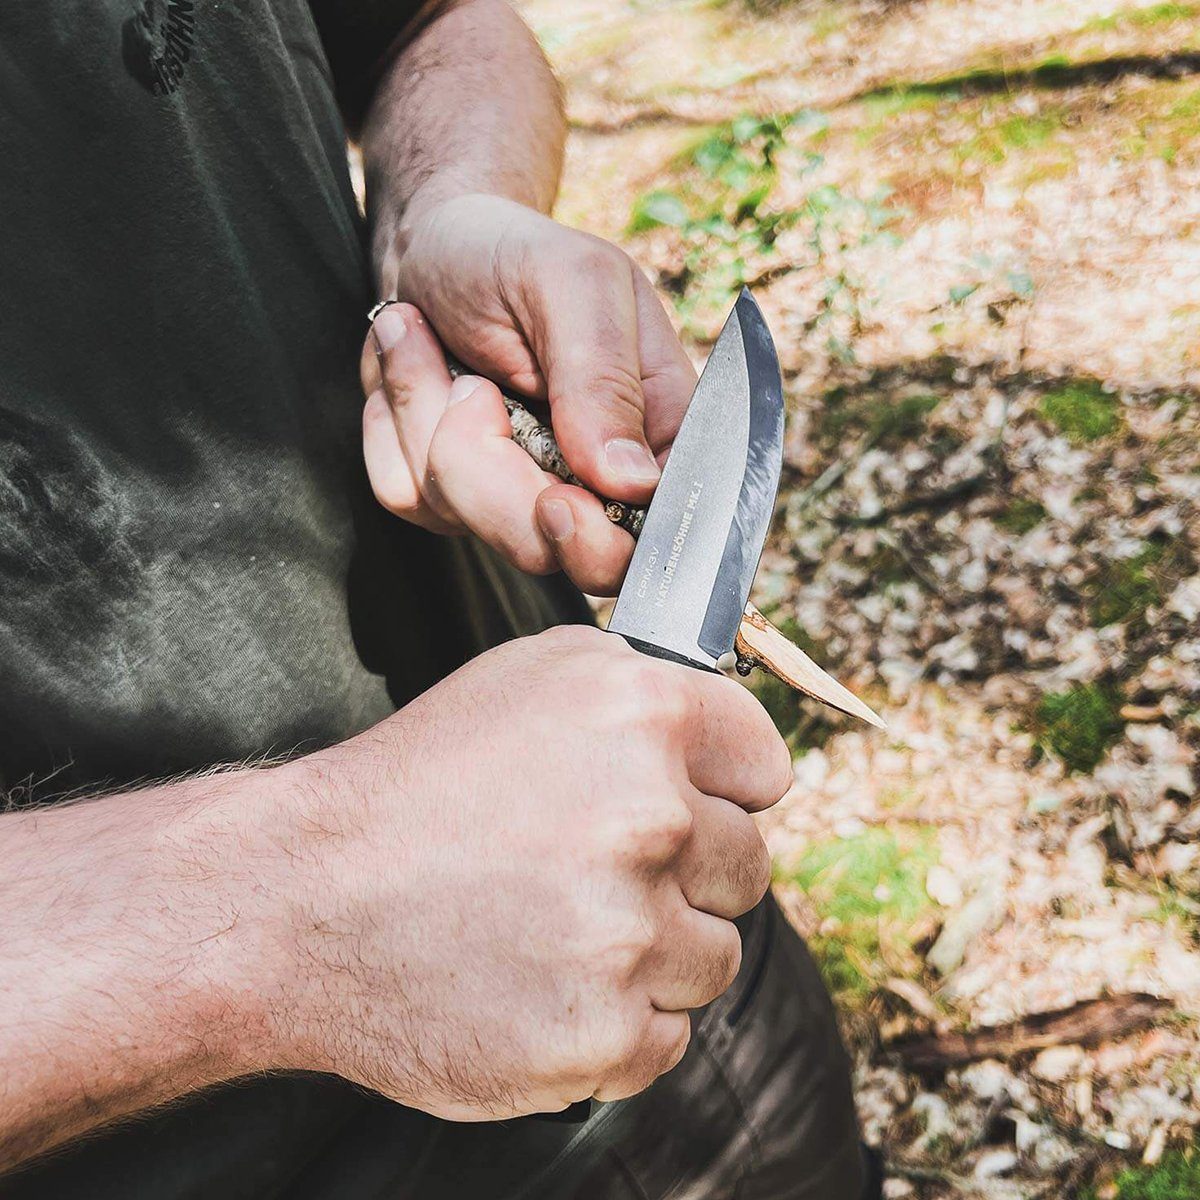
765,734 -> 794,802
594,920 -> 655,987
609,1016 -> 684,1096
577,1014 -> 639,1079
716,931 -> 743,994
744,837 -> 773,905
588,364 -> 645,425
628,662 -> 690,728
536,623 -> 600,652
626,797 -> 693,861
371,474 -> 420,518
574,239 -> 626,282
666,1021 -> 692,1072
508,530 -> 557,576
423,425 -> 453,478
378,353 -> 415,401
568,563 -> 623,600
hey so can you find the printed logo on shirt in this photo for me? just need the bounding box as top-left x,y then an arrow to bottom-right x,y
122,0 -> 197,96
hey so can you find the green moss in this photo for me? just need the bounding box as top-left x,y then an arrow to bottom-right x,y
821,390 -> 941,448
783,827 -> 938,1001
1085,2 -> 1197,30
871,393 -> 941,444
998,113 -> 1058,150
1147,888 -> 1200,928
1126,1 -> 1195,21
1170,87 -> 1200,120
863,542 -> 914,587
1089,543 -> 1165,628
1035,684 -> 1125,773
861,86 -> 957,123
956,110 -> 1062,165
1040,379 -> 1122,442
996,498 -> 1047,535
628,189 -> 689,232
1083,1149 -> 1200,1199
811,4 -> 850,40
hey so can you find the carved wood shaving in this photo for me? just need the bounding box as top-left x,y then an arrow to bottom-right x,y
736,603 -> 887,729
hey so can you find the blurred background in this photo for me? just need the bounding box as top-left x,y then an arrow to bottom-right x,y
517,0 -> 1200,1195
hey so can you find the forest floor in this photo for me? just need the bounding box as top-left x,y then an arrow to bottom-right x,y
518,0 -> 1200,1195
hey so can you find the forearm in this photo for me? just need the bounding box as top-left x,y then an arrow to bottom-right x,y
362,0 -> 566,293
0,769 -> 292,1172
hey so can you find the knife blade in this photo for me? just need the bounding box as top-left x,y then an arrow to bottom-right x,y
393,294 -> 885,730
607,289 -> 782,669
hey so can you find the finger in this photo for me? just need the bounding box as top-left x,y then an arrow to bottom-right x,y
363,390 -> 420,519
427,377 -> 561,576
370,303 -> 461,527
535,483 -> 635,597
678,670 -> 794,812
632,269 -> 697,458
592,1009 -> 691,1102
642,900 -> 742,1013
676,790 -> 772,920
530,242 -> 662,502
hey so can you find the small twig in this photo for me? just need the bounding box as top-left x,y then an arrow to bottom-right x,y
444,356 -> 645,537
875,527 -> 945,595
840,469 -> 990,528
885,1160 -> 997,1196
889,993 -> 1172,1071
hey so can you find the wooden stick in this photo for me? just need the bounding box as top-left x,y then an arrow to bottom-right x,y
446,358 -> 644,537
735,603 -> 887,730
443,353 -> 884,729
888,993 -> 1171,1071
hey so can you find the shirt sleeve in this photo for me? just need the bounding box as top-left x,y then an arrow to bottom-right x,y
307,0 -> 431,132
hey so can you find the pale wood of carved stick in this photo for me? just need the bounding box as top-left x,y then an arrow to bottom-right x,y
735,604 -> 887,729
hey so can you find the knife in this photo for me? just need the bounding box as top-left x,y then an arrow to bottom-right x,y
429,289 -> 884,730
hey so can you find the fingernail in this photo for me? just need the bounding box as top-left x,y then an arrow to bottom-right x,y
372,308 -> 407,354
447,375 -> 482,406
604,438 -> 660,487
539,497 -> 575,543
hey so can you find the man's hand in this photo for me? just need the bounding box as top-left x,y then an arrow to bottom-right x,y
0,626 -> 790,1164
360,194 -> 697,596
269,625 -> 787,1120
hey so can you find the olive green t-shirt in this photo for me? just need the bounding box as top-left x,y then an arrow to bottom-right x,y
0,2 -> 585,1193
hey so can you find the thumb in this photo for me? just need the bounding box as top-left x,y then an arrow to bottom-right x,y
535,245 -> 662,502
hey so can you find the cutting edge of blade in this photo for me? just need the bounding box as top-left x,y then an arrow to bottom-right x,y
695,289 -> 786,658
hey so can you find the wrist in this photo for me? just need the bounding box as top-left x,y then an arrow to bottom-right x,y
228,743 -> 403,1080
373,182 -> 537,299
370,176 -> 464,298
148,767 -> 304,1082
